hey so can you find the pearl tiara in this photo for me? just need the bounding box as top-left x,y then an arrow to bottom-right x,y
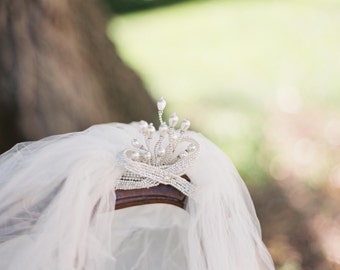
116,97 -> 199,197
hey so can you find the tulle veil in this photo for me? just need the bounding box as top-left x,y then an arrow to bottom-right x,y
0,122 -> 274,270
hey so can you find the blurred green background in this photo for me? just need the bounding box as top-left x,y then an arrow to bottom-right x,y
107,0 -> 340,269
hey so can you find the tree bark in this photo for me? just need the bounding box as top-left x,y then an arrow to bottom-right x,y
0,0 -> 156,153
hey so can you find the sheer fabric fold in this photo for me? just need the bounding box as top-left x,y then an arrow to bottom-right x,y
0,123 -> 274,270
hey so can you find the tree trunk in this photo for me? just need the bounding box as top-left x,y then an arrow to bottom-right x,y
0,0 -> 156,153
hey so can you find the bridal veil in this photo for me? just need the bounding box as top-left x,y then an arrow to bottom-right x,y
0,104 -> 274,270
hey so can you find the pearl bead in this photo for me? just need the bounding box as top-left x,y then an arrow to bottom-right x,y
131,139 -> 141,148
159,123 -> 168,136
187,143 -> 197,152
139,120 -> 148,133
147,124 -> 156,138
179,151 -> 188,159
157,148 -> 165,157
181,119 -> 190,131
131,151 -> 140,161
169,113 -> 179,128
157,97 -> 166,111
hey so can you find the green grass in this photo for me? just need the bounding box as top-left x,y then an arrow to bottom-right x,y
108,0 -> 340,184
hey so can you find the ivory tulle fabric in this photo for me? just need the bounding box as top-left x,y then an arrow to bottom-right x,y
0,122 -> 274,270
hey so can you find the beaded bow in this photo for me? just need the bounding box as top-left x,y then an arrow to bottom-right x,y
116,97 -> 199,197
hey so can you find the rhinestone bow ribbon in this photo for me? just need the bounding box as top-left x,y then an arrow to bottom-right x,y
116,97 -> 199,197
